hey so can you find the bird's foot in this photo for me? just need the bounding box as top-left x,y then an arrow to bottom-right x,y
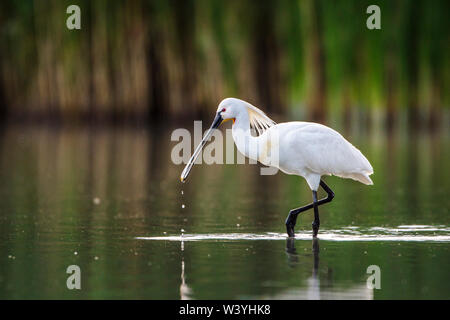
312,221 -> 320,238
286,223 -> 295,238
285,215 -> 297,238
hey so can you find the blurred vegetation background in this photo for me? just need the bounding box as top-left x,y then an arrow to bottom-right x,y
0,0 -> 448,128
0,1 -> 449,300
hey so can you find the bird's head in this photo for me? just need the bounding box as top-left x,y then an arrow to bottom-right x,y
216,98 -> 242,123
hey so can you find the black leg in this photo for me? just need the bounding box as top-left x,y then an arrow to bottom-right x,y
285,180 -> 334,237
312,191 -> 320,237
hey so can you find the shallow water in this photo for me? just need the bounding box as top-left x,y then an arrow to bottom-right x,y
0,124 -> 449,299
138,225 -> 450,242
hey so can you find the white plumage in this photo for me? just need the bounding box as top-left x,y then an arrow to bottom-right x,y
273,121 -> 373,190
180,97 -> 374,237
216,98 -> 373,191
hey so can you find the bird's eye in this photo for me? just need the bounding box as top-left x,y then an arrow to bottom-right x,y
221,108 -> 226,112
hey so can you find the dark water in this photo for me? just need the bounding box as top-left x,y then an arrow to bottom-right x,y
0,124 -> 449,299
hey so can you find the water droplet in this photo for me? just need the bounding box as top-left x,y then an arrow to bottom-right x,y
74,251 -> 78,255
182,204 -> 185,209
181,190 -> 184,195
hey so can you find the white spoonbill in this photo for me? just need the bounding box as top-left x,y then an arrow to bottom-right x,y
180,98 -> 373,237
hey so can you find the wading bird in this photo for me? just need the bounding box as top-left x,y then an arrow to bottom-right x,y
180,98 -> 373,237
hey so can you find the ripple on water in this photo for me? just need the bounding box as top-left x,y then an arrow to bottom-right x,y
136,225 -> 450,242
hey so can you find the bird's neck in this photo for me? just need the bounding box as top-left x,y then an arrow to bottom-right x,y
232,111 -> 260,161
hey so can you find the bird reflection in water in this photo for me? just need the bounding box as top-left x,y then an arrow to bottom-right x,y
285,238 -> 373,300
180,241 -> 193,300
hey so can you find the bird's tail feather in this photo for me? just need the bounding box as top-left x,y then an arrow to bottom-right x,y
351,173 -> 373,185
336,172 -> 373,185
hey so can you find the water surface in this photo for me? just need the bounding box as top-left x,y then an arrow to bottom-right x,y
0,124 -> 448,299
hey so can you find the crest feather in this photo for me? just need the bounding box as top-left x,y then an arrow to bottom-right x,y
244,102 -> 276,136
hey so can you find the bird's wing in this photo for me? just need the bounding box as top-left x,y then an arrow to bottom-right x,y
288,123 -> 373,183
